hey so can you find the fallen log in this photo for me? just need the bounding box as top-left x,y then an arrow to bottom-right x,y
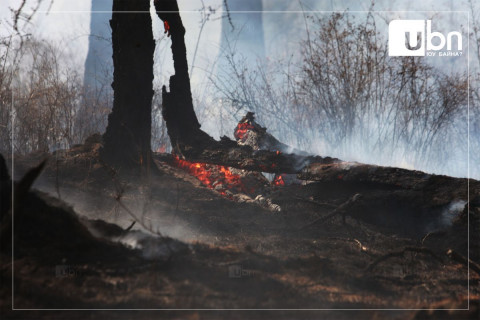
234,112 -> 310,156
152,0 -> 477,199
175,136 -> 339,174
298,161 -> 477,204
298,161 -> 431,188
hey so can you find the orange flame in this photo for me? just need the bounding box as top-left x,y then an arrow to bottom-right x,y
173,155 -> 253,196
273,174 -> 285,186
234,122 -> 254,141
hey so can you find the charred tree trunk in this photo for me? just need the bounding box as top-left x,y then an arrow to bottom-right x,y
101,0 -> 155,170
153,0 -> 209,154
154,0 -> 338,173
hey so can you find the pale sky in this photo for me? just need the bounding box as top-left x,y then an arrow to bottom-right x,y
0,0 -> 225,90
1,0 -> 477,84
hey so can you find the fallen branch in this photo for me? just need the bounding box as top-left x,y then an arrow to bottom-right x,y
299,193 -> 362,230
421,230 -> 447,245
101,159 -> 165,238
125,221 -> 136,232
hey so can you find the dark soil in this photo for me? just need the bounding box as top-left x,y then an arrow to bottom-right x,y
1,141 -> 478,320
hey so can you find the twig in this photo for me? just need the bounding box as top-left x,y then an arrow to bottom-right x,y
353,238 -> 368,252
299,193 -> 362,229
421,230 -> 446,245
116,198 -> 163,238
223,0 -> 234,31
124,221 -> 136,232
100,159 -> 163,238
328,237 -> 369,253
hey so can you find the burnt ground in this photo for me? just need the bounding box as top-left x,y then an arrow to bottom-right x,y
0,141 -> 479,320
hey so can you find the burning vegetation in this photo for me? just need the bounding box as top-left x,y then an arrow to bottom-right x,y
172,155 -> 255,196
170,114 -> 307,201
234,122 -> 255,142
273,174 -> 285,186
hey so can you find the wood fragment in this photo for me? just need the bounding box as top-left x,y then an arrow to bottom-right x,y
125,221 -> 136,232
421,230 -> 447,245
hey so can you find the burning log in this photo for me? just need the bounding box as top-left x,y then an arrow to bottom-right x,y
273,175 -> 285,186
233,112 -> 306,185
153,0 -> 475,224
172,155 -> 259,196
162,154 -> 281,212
174,138 -> 338,174
234,112 -> 309,156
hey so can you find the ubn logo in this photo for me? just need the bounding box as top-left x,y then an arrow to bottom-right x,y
388,20 -> 462,56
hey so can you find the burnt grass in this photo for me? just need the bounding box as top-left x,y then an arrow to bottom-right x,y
1,142 -> 479,320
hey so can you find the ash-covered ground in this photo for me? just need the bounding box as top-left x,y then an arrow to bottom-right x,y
1,138 -> 479,320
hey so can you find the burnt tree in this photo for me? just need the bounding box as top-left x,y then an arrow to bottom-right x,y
153,0 -> 210,152
101,0 -> 155,169
154,0 -> 339,173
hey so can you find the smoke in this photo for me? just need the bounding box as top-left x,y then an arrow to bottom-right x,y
115,231 -> 187,260
425,200 -> 467,233
30,177 -> 204,245
205,9 -> 477,179
4,1 -> 475,179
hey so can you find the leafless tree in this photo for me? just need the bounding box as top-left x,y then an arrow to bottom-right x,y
0,38 -> 110,155
210,12 -> 469,176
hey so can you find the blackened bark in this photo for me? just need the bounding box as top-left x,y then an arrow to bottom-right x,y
163,140 -> 339,174
153,0 -> 208,154
101,0 -> 155,170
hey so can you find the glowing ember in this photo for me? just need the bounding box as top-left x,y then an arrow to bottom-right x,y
273,175 -> 285,186
173,155 -> 253,196
234,122 -> 254,141
164,20 -> 171,37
